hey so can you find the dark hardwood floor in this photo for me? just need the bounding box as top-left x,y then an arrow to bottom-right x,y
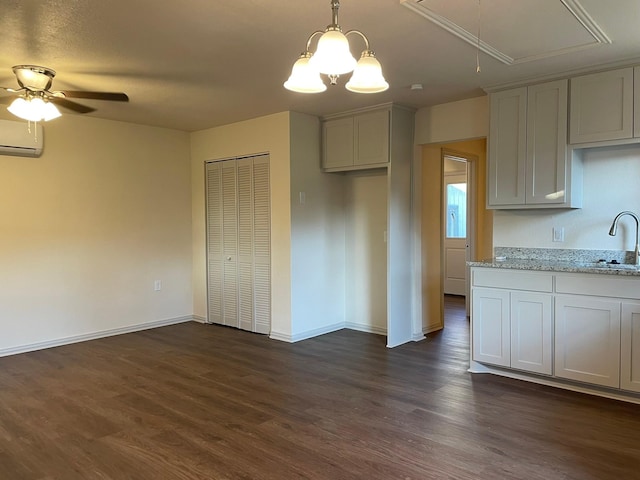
1,296 -> 639,479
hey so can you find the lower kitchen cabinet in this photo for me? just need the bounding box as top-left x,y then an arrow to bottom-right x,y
471,266 -> 640,401
621,302 -> 640,392
510,292 -> 553,375
472,288 -> 510,367
554,296 -> 621,388
471,286 -> 552,374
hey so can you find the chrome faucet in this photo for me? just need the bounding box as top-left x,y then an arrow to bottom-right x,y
609,211 -> 640,266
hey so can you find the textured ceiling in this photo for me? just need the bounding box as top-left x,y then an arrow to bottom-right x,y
0,0 -> 639,132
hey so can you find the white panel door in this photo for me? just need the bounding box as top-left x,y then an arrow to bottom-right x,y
510,292 -> 553,375
472,288 -> 510,367
555,295 -> 621,388
621,302 -> 640,392
443,173 -> 467,296
206,162 -> 223,325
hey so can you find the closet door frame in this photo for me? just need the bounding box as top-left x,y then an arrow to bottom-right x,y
205,154 -> 271,334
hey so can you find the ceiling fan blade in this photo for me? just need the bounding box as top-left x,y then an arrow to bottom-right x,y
57,91 -> 129,102
0,95 -> 15,105
49,97 -> 96,114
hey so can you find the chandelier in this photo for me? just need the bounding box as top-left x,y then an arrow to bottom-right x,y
284,0 -> 389,94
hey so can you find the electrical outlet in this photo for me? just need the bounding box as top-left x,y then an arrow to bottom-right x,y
552,227 -> 565,242
154,280 -> 162,291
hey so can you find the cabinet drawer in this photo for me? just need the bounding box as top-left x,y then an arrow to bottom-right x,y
472,268 -> 553,292
556,274 -> 640,300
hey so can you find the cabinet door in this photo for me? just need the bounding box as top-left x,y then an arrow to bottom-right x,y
354,110 -> 389,166
634,67 -> 640,138
472,288 -> 510,367
323,117 -> 354,169
569,68 -> 633,144
555,296 -> 621,388
488,87 -> 527,206
510,292 -> 553,375
621,302 -> 640,392
526,80 -> 568,205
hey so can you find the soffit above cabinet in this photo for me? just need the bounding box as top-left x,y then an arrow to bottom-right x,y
401,0 -> 611,65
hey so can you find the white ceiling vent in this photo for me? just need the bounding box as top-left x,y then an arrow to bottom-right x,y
0,119 -> 43,157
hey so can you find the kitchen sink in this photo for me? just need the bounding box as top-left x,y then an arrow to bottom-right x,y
585,262 -> 640,271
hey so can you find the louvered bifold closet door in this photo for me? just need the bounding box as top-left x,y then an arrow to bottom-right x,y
237,158 -> 254,331
222,161 -> 239,328
206,162 -> 224,325
206,155 -> 271,334
252,156 -> 271,334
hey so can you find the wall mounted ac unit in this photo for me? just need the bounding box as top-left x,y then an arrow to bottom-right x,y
0,118 -> 43,157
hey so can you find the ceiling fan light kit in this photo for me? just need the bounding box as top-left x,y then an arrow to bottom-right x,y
8,95 -> 61,122
284,0 -> 389,94
1,64 -> 129,122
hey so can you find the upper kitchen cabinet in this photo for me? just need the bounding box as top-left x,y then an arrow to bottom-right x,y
322,106 -> 392,172
634,67 -> 640,139
488,79 -> 580,209
570,67 -> 633,144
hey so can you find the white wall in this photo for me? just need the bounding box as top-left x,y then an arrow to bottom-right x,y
289,112 -> 347,340
415,96 -> 489,145
494,144 -> 640,251
344,171 -> 388,334
0,114 -> 192,354
190,112 -> 293,338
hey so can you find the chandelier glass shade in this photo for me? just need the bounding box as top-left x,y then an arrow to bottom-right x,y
284,0 -> 388,94
308,29 -> 357,75
283,53 -> 327,93
346,51 -> 389,93
7,94 -> 61,122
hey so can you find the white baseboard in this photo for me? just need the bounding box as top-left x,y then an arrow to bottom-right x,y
468,360 -> 640,405
192,314 -> 207,324
270,322 -> 345,343
412,332 -> 427,342
0,315 -> 196,358
345,322 -> 386,336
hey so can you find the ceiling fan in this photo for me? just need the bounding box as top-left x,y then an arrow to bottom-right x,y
0,65 -> 129,121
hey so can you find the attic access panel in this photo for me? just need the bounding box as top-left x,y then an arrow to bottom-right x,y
400,0 -> 611,65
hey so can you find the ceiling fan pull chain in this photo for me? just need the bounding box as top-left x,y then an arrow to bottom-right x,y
476,0 -> 482,73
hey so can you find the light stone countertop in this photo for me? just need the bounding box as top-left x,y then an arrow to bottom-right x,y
468,247 -> 640,276
468,257 -> 640,276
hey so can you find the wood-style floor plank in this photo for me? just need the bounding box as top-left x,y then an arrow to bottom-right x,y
0,296 -> 639,479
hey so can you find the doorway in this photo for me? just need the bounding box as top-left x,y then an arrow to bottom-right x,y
441,150 -> 476,317
418,138 -> 489,335
443,156 -> 468,297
